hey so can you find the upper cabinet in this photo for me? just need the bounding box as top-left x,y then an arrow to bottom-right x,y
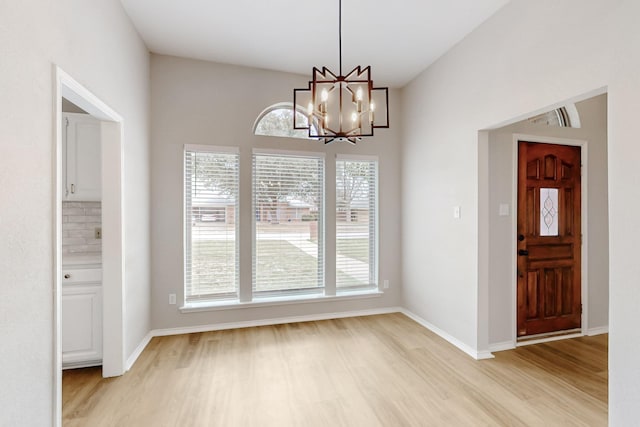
63,113 -> 102,201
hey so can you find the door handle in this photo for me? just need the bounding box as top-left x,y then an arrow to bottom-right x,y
518,249 -> 529,256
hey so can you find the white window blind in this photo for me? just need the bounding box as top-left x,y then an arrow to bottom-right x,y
184,147 -> 239,302
336,157 -> 378,290
253,152 -> 324,296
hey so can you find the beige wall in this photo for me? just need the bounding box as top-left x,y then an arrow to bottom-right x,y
487,95 -> 609,346
0,0 -> 150,425
401,0 -> 639,423
150,54 -> 402,330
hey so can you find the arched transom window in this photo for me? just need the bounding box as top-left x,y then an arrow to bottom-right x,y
253,102 -> 318,139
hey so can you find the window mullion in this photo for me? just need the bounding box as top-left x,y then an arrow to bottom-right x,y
324,157 -> 336,296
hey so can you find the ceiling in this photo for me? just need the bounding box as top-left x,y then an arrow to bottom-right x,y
120,0 -> 509,88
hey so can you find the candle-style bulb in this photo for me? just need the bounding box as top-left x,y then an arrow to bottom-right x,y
356,87 -> 363,101
351,112 -> 358,122
307,102 -> 313,116
321,89 -> 329,102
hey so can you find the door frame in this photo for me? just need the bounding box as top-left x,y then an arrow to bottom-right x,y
52,66 -> 126,426
510,134 -> 589,346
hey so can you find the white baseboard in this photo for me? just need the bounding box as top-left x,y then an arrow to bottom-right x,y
125,307 -> 402,369
125,331 -> 153,371
399,309 -> 494,360
489,341 -> 516,353
152,306 -> 402,337
587,326 -> 609,336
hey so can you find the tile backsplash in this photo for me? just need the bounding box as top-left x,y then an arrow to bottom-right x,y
62,201 -> 102,256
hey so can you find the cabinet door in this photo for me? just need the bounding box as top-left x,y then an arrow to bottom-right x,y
63,113 -> 102,201
62,285 -> 102,366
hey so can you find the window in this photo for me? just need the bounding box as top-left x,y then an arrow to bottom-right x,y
253,102 -> 318,139
336,157 -> 378,290
184,146 -> 239,302
253,151 -> 324,296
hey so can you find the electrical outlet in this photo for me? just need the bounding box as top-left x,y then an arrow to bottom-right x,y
169,293 -> 176,305
383,279 -> 389,289
95,227 -> 102,239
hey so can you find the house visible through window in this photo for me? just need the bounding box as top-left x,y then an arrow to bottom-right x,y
252,151 -> 325,296
336,157 -> 378,290
184,146 -> 239,302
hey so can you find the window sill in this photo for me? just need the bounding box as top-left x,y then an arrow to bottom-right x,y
180,290 -> 384,313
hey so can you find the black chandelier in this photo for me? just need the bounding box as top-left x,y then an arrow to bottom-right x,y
293,0 -> 389,144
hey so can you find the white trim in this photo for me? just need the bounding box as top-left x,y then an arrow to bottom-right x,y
52,71 -> 63,427
123,307 -> 402,369
565,103 -> 582,128
252,147 -> 326,158
101,120 -> 126,378
400,309 -> 495,360
587,326 -> 609,336
510,137 -> 519,345
335,153 -> 379,162
489,341 -> 516,353
125,331 -> 154,371
53,66 -> 126,427
510,134 -> 589,347
180,291 -> 384,313
184,144 -> 239,153
486,87 -> 606,131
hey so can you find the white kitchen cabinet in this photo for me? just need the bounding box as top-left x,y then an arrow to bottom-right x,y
63,112 -> 102,201
62,268 -> 102,368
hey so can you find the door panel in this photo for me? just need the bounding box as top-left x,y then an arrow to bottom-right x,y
517,141 -> 581,337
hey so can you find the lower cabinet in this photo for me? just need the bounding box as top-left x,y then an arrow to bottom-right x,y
62,277 -> 102,368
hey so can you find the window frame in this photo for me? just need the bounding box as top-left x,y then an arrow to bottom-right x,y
335,154 -> 379,292
183,144 -> 240,303
251,148 -> 326,299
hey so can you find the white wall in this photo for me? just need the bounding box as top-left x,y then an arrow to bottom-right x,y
401,0 -> 638,423
0,0 -> 150,425
487,95 -> 609,346
150,54 -> 401,330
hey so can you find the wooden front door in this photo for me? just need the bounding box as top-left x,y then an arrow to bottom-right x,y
517,141 -> 582,337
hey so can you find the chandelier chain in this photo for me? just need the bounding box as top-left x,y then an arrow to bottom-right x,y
339,0 -> 342,76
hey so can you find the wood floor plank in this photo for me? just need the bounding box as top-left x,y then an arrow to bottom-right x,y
63,313 -> 607,426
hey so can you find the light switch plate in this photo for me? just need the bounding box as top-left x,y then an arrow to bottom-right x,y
499,204 -> 510,216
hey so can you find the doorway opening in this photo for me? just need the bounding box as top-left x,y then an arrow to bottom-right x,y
479,90 -> 609,352
53,67 -> 125,426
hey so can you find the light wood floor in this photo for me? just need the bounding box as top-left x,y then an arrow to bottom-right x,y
62,313 -> 607,426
